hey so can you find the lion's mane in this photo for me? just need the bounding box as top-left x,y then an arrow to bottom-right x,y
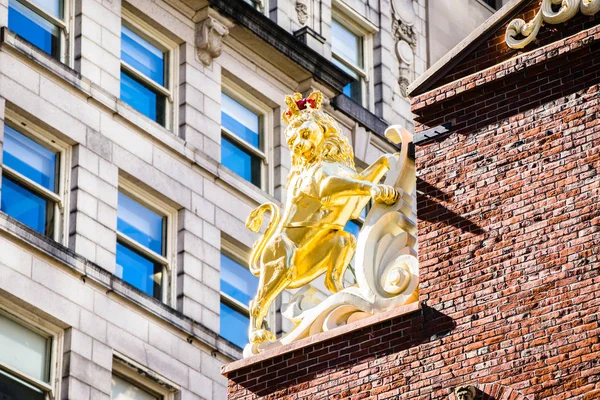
286,110 -> 356,188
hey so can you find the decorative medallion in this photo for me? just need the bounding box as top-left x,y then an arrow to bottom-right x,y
391,0 -> 417,97
392,0 -> 417,26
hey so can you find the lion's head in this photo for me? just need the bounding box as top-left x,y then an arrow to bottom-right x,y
283,91 -> 355,187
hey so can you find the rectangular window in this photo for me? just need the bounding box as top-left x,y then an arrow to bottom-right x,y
480,0 -> 500,10
120,11 -> 176,129
111,354 -> 177,400
243,0 -> 262,10
8,0 -> 66,60
0,312 -> 53,400
1,119 -> 67,240
220,252 -> 258,349
332,19 -> 363,103
221,92 -> 266,188
116,191 -> 170,301
112,374 -> 161,400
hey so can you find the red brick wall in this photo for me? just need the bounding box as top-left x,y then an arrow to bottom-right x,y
431,0 -> 600,90
225,13 -> 600,400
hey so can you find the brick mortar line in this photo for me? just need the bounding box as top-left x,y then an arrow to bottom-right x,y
221,301 -> 422,376
411,23 -> 600,111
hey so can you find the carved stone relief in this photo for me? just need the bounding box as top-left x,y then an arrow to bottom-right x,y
296,0 -> 310,25
194,10 -> 234,66
392,0 -> 417,97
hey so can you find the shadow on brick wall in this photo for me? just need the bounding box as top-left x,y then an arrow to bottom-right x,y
229,305 -> 456,398
417,177 -> 485,236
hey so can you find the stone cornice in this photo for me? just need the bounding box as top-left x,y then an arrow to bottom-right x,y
207,0 -> 353,92
331,94 -> 416,158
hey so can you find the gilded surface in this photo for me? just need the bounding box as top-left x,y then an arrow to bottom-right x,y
246,91 -> 399,344
244,91 -> 419,356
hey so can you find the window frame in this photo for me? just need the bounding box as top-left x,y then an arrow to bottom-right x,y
0,302 -> 63,400
2,110 -> 71,245
8,0 -> 72,63
221,78 -> 273,194
120,8 -> 179,132
117,180 -> 178,305
219,241 -> 275,348
112,353 -> 178,400
244,0 -> 267,14
331,0 -> 377,110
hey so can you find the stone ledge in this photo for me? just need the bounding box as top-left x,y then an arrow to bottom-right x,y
221,300 -> 421,376
0,211 -> 242,361
0,27 -> 276,209
207,0 -> 352,92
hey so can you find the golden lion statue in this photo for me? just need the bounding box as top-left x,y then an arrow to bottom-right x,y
245,91 -> 400,344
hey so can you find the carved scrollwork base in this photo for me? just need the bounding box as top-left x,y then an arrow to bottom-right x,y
243,126 -> 419,358
506,0 -> 600,49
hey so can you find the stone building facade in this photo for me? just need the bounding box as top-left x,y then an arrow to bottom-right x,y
224,0 -> 600,399
0,1 -> 493,400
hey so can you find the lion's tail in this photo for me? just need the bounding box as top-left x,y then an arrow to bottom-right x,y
246,202 -> 281,276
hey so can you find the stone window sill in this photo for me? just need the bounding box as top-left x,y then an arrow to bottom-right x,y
0,27 -> 277,214
0,211 -> 243,361
0,27 -> 191,160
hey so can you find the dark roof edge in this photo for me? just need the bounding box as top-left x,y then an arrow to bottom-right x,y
208,0 -> 353,92
407,0 -> 529,97
331,94 -> 415,159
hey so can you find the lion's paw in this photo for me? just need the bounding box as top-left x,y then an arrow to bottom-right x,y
371,185 -> 400,205
250,329 -> 276,344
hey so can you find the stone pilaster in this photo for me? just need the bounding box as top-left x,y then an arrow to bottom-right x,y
69,139 -> 119,274
74,0 -> 122,97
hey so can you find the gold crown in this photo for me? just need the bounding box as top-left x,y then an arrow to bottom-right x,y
282,90 -> 324,125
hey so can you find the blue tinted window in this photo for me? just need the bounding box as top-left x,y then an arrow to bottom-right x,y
28,0 -> 61,18
220,302 -> 249,348
333,58 -> 361,103
120,71 -> 166,126
344,219 -> 361,238
121,26 -> 165,86
8,0 -> 60,58
1,177 -> 52,235
360,204 -> 369,219
221,136 -> 261,187
220,254 -> 257,306
331,19 -> 362,68
117,192 -> 164,255
221,94 -> 260,148
115,243 -> 162,299
4,125 -> 56,192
